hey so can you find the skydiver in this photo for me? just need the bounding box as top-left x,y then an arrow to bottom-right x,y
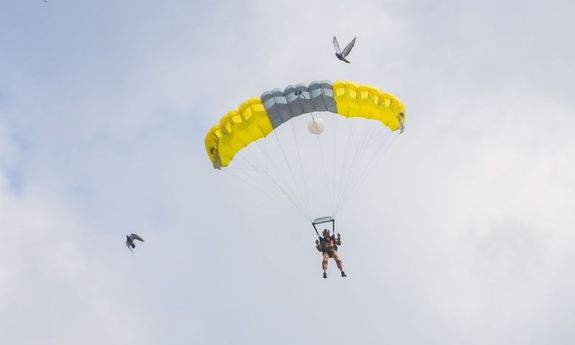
125,233 -> 144,252
315,229 -> 346,278
333,36 -> 357,63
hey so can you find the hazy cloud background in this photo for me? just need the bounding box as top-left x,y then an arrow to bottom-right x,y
1,0 -> 575,344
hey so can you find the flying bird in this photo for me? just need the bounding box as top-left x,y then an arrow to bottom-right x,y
333,36 -> 356,63
126,233 -> 144,252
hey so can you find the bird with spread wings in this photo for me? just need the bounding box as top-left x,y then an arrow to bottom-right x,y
333,36 -> 357,63
125,233 -> 144,253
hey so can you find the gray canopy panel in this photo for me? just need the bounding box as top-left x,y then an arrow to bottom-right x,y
261,80 -> 337,129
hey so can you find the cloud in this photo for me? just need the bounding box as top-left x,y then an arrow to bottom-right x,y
1,0 -> 575,344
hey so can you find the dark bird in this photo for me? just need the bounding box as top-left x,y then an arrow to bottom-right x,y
333,36 -> 357,63
126,233 -> 144,252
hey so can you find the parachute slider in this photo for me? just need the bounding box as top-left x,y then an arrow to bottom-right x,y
308,117 -> 325,134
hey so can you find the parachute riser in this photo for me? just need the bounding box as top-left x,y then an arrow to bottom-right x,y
312,216 -> 336,240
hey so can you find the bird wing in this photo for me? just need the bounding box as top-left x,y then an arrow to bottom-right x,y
130,233 -> 144,242
342,37 -> 356,57
333,36 -> 342,54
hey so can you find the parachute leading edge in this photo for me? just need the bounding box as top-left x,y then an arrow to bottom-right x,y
205,98 -> 272,169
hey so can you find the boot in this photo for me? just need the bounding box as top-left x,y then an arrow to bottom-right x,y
341,271 -> 347,277
323,272 -> 327,279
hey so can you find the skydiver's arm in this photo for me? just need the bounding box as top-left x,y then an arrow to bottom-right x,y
315,240 -> 323,252
335,233 -> 342,246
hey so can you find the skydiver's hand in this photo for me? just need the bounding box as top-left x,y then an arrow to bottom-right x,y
315,240 -> 320,245
337,233 -> 341,238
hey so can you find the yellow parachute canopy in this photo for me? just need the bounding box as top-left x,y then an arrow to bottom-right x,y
205,80 -> 405,169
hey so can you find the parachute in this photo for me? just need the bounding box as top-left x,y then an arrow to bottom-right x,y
205,80 -> 405,169
205,80 -> 405,221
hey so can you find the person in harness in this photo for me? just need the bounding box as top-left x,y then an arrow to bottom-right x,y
316,229 -> 347,279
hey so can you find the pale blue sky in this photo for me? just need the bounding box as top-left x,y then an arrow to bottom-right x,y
1,1 -> 575,344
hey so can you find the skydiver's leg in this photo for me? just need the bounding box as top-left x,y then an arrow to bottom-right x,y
322,252 -> 329,278
332,252 -> 346,277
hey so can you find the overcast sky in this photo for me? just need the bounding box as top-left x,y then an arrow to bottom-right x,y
1,0 -> 575,344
